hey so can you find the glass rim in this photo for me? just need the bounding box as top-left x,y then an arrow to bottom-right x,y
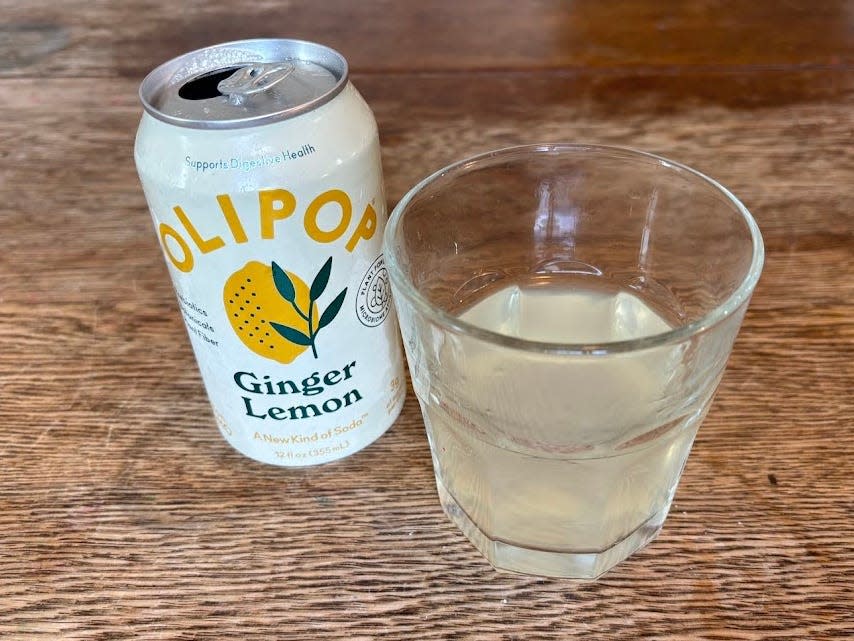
383,143 -> 765,355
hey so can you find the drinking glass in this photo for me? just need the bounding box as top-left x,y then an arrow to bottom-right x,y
384,144 -> 763,578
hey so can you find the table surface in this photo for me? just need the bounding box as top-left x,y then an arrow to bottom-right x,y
1,2 -> 852,639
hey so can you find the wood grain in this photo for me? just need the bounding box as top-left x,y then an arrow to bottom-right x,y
0,2 -> 852,639
0,1 -> 853,78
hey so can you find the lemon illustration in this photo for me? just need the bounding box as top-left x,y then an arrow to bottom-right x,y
223,261 -> 318,364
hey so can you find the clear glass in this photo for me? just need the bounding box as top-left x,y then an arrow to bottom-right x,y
384,144 -> 764,578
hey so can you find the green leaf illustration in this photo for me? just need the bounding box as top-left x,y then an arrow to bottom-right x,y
272,262 -> 296,303
318,288 -> 347,329
310,257 -> 333,302
270,322 -> 312,346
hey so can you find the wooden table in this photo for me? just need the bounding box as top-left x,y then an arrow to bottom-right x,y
1,2 -> 851,638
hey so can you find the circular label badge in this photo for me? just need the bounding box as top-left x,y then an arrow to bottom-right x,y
356,255 -> 391,327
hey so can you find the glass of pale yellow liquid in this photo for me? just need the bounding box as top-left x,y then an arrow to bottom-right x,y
384,144 -> 764,578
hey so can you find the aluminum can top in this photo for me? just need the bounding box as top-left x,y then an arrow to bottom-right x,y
139,38 -> 348,130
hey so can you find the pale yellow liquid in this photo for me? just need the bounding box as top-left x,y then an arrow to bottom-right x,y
421,280 -> 706,562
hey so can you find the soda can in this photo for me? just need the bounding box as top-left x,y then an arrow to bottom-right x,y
134,39 -> 405,466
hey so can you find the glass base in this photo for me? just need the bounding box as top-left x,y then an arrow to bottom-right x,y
436,475 -> 668,579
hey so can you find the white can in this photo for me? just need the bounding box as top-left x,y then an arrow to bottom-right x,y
134,39 -> 405,466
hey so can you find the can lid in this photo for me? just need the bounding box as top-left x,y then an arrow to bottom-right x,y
139,39 -> 348,129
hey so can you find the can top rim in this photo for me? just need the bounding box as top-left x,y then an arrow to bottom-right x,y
139,38 -> 349,130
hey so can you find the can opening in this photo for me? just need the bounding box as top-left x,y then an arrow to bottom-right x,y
178,66 -> 243,101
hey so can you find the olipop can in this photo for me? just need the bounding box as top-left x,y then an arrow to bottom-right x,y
134,39 -> 405,465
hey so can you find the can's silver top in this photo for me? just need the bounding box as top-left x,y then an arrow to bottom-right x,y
139,39 -> 348,129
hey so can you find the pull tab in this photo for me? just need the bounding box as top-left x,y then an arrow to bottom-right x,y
217,62 -> 295,104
